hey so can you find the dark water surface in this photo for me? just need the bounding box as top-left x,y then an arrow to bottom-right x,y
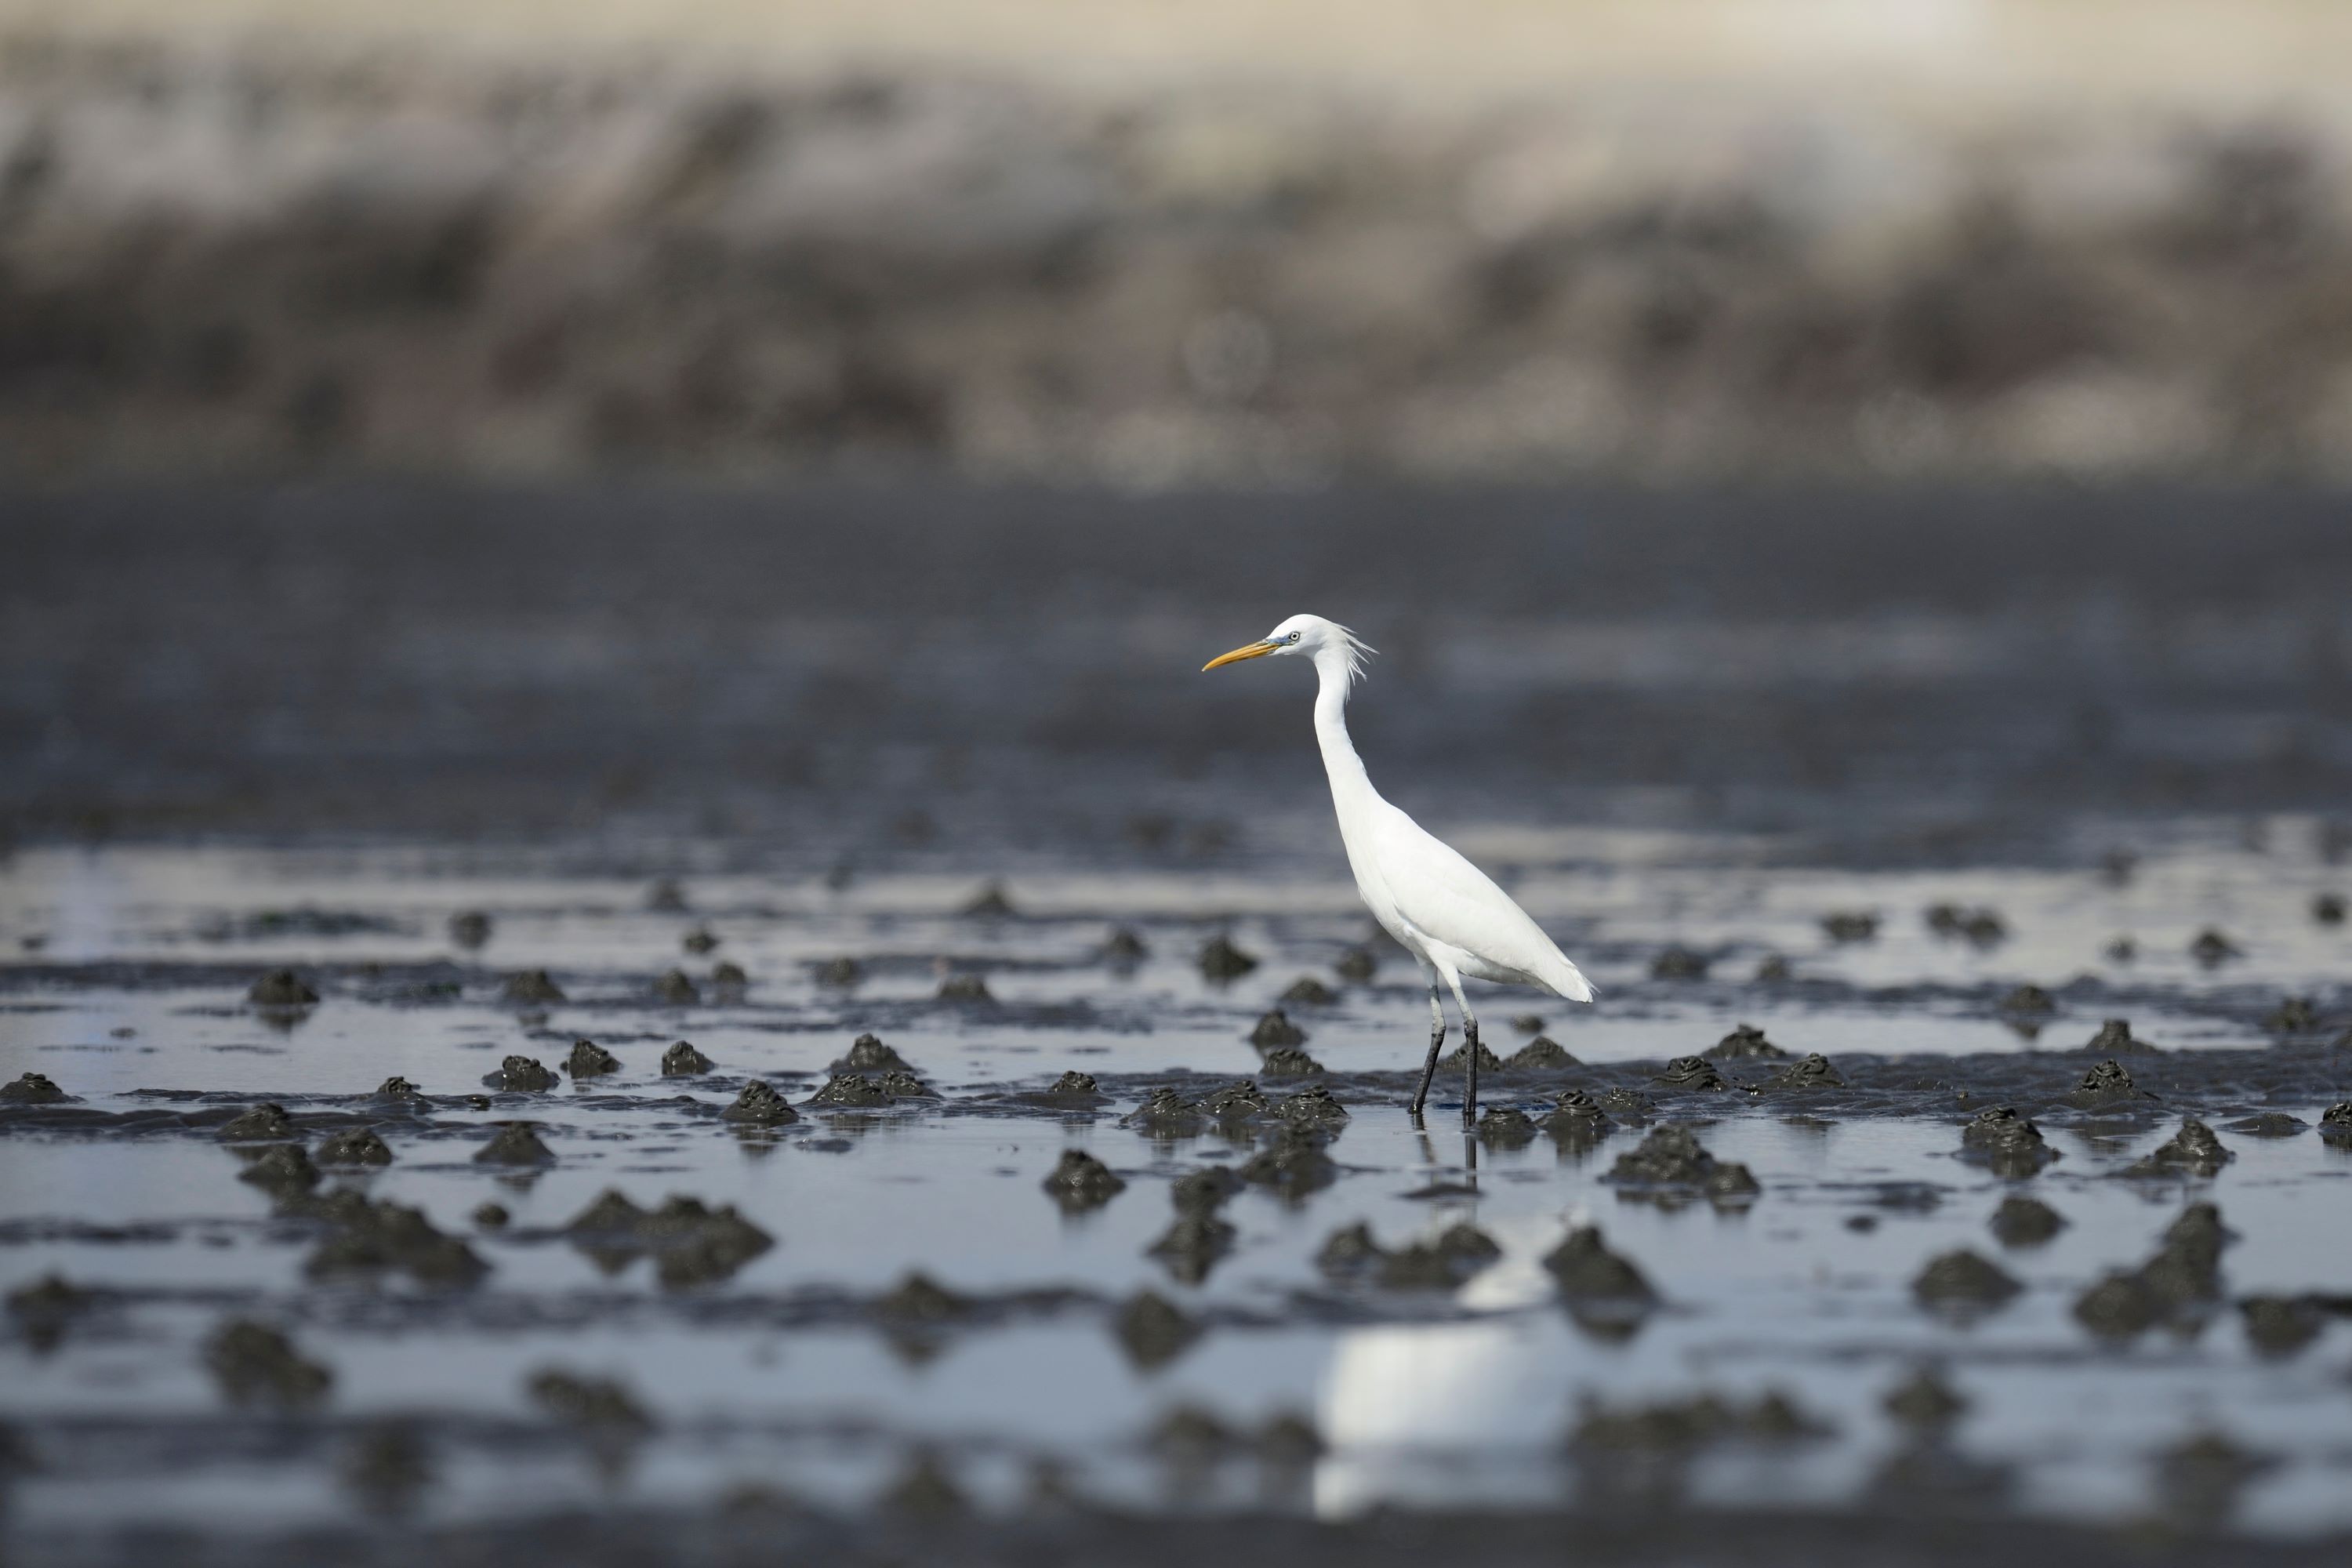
3,483 -> 2352,1563
7,479 -> 2352,855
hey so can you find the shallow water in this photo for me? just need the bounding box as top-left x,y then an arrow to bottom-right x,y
5,820 -> 2350,1549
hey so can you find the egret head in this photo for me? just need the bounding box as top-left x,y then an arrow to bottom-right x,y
1203,615 -> 1374,684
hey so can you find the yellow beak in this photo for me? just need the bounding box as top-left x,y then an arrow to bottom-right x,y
1203,641 -> 1279,671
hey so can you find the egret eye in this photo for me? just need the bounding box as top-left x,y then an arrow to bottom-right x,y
1288,632 -> 1301,643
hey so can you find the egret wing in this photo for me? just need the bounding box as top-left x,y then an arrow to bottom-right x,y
1368,804 -> 1577,985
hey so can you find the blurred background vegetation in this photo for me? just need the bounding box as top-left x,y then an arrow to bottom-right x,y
2,0 -> 2350,483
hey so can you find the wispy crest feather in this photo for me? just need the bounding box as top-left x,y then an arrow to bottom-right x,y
1333,622 -> 1377,690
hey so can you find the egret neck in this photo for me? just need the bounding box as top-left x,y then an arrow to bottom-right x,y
1311,641 -> 1379,823
1308,643 -> 1397,942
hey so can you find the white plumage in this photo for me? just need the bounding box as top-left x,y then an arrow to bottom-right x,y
1204,613 -> 1593,1124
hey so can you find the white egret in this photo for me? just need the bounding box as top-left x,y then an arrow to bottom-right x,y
1204,615 -> 1593,1125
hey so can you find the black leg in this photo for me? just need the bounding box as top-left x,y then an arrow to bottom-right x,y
1461,1015 -> 1480,1128
1409,1011 -> 1446,1120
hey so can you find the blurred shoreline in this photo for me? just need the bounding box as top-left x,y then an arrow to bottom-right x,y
14,2 -> 2352,112
2,20 -> 2350,483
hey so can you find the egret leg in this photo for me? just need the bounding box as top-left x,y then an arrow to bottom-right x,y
1462,1014 -> 1481,1127
1408,985 -> 1446,1120
1440,971 -> 1481,1128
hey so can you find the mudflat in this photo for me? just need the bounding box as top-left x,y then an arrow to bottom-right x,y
3,481 -> 2352,1561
